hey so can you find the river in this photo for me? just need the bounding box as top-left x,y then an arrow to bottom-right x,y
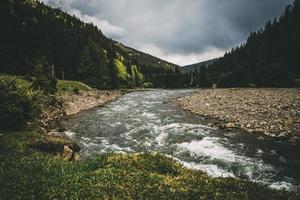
59,89 -> 300,191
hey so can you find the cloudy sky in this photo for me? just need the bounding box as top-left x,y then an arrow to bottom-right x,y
41,0 -> 292,66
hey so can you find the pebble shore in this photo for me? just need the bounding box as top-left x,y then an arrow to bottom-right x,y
58,90 -> 122,116
177,88 -> 300,138
40,90 -> 122,127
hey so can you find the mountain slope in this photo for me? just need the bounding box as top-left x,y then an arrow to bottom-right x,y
183,58 -> 219,72
0,0 -> 188,88
190,0 -> 300,87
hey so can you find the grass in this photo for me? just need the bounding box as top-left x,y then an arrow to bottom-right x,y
0,73 -> 32,88
0,131 -> 299,200
56,80 -> 92,93
0,73 -> 92,93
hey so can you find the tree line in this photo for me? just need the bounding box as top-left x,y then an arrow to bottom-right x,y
190,0 -> 300,88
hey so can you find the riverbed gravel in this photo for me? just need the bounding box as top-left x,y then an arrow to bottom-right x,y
177,88 -> 300,138
40,90 -> 122,128
58,90 -> 122,116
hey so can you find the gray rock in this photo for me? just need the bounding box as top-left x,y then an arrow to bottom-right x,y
255,129 -> 264,134
207,123 -> 213,127
288,137 -> 300,144
257,136 -> 265,140
226,123 -> 236,128
277,132 -> 288,138
48,131 -> 66,137
61,145 -> 73,161
72,152 -> 80,162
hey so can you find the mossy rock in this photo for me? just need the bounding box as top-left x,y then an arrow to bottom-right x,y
29,135 -> 80,158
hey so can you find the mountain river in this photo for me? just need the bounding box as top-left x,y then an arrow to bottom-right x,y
59,89 -> 300,191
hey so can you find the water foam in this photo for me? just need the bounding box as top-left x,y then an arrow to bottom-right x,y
177,137 -> 236,162
64,131 -> 76,138
141,112 -> 158,119
269,181 -> 294,191
155,123 -> 212,145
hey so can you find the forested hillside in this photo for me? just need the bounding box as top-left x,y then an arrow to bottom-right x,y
190,0 -> 300,87
0,0 -> 188,89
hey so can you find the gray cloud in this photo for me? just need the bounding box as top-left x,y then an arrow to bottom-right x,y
41,0 -> 292,65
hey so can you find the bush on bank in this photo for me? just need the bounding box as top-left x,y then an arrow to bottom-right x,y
0,76 -> 43,131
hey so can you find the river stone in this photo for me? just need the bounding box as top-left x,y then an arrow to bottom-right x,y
48,131 -> 66,137
69,143 -> 81,153
288,137 -> 299,144
219,123 -> 236,130
61,145 -> 73,161
225,123 -> 236,128
72,152 -> 80,162
255,129 -> 264,134
257,136 -> 265,140
207,123 -> 213,127
277,132 -> 288,138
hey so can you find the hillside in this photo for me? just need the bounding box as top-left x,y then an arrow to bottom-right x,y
190,0 -> 300,87
115,42 -> 189,87
183,58 -> 219,72
116,43 -> 180,71
0,0 -> 188,89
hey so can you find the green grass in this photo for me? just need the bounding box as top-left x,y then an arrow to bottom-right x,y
0,73 -> 32,88
57,80 -> 92,93
0,131 -> 299,200
0,73 -> 93,93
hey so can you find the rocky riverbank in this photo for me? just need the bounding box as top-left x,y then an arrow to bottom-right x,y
58,90 -> 122,116
40,90 -> 122,129
35,90 -> 122,161
177,88 -> 300,138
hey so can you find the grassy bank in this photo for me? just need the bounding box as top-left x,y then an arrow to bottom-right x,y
0,132 -> 299,200
57,80 -> 92,93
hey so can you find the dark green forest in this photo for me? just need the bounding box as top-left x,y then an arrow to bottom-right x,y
190,0 -> 300,87
0,0 -> 189,89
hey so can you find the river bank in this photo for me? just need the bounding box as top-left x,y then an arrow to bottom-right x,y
39,90 -> 122,129
177,88 -> 300,139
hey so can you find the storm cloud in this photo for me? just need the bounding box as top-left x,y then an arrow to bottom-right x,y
41,0 -> 292,65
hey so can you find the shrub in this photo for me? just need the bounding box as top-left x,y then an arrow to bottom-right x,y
73,87 -> 80,94
0,77 -> 42,131
143,82 -> 154,88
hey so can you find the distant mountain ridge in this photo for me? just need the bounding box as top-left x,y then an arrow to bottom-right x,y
183,58 -> 219,72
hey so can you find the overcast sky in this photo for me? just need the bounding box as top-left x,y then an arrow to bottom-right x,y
41,0 -> 292,66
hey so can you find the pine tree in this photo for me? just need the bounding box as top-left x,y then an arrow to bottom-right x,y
78,40 -> 111,88
31,56 -> 57,94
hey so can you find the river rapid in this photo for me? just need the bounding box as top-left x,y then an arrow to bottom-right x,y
59,89 -> 300,191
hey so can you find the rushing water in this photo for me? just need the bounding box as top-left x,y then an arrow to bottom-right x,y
59,89 -> 300,191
